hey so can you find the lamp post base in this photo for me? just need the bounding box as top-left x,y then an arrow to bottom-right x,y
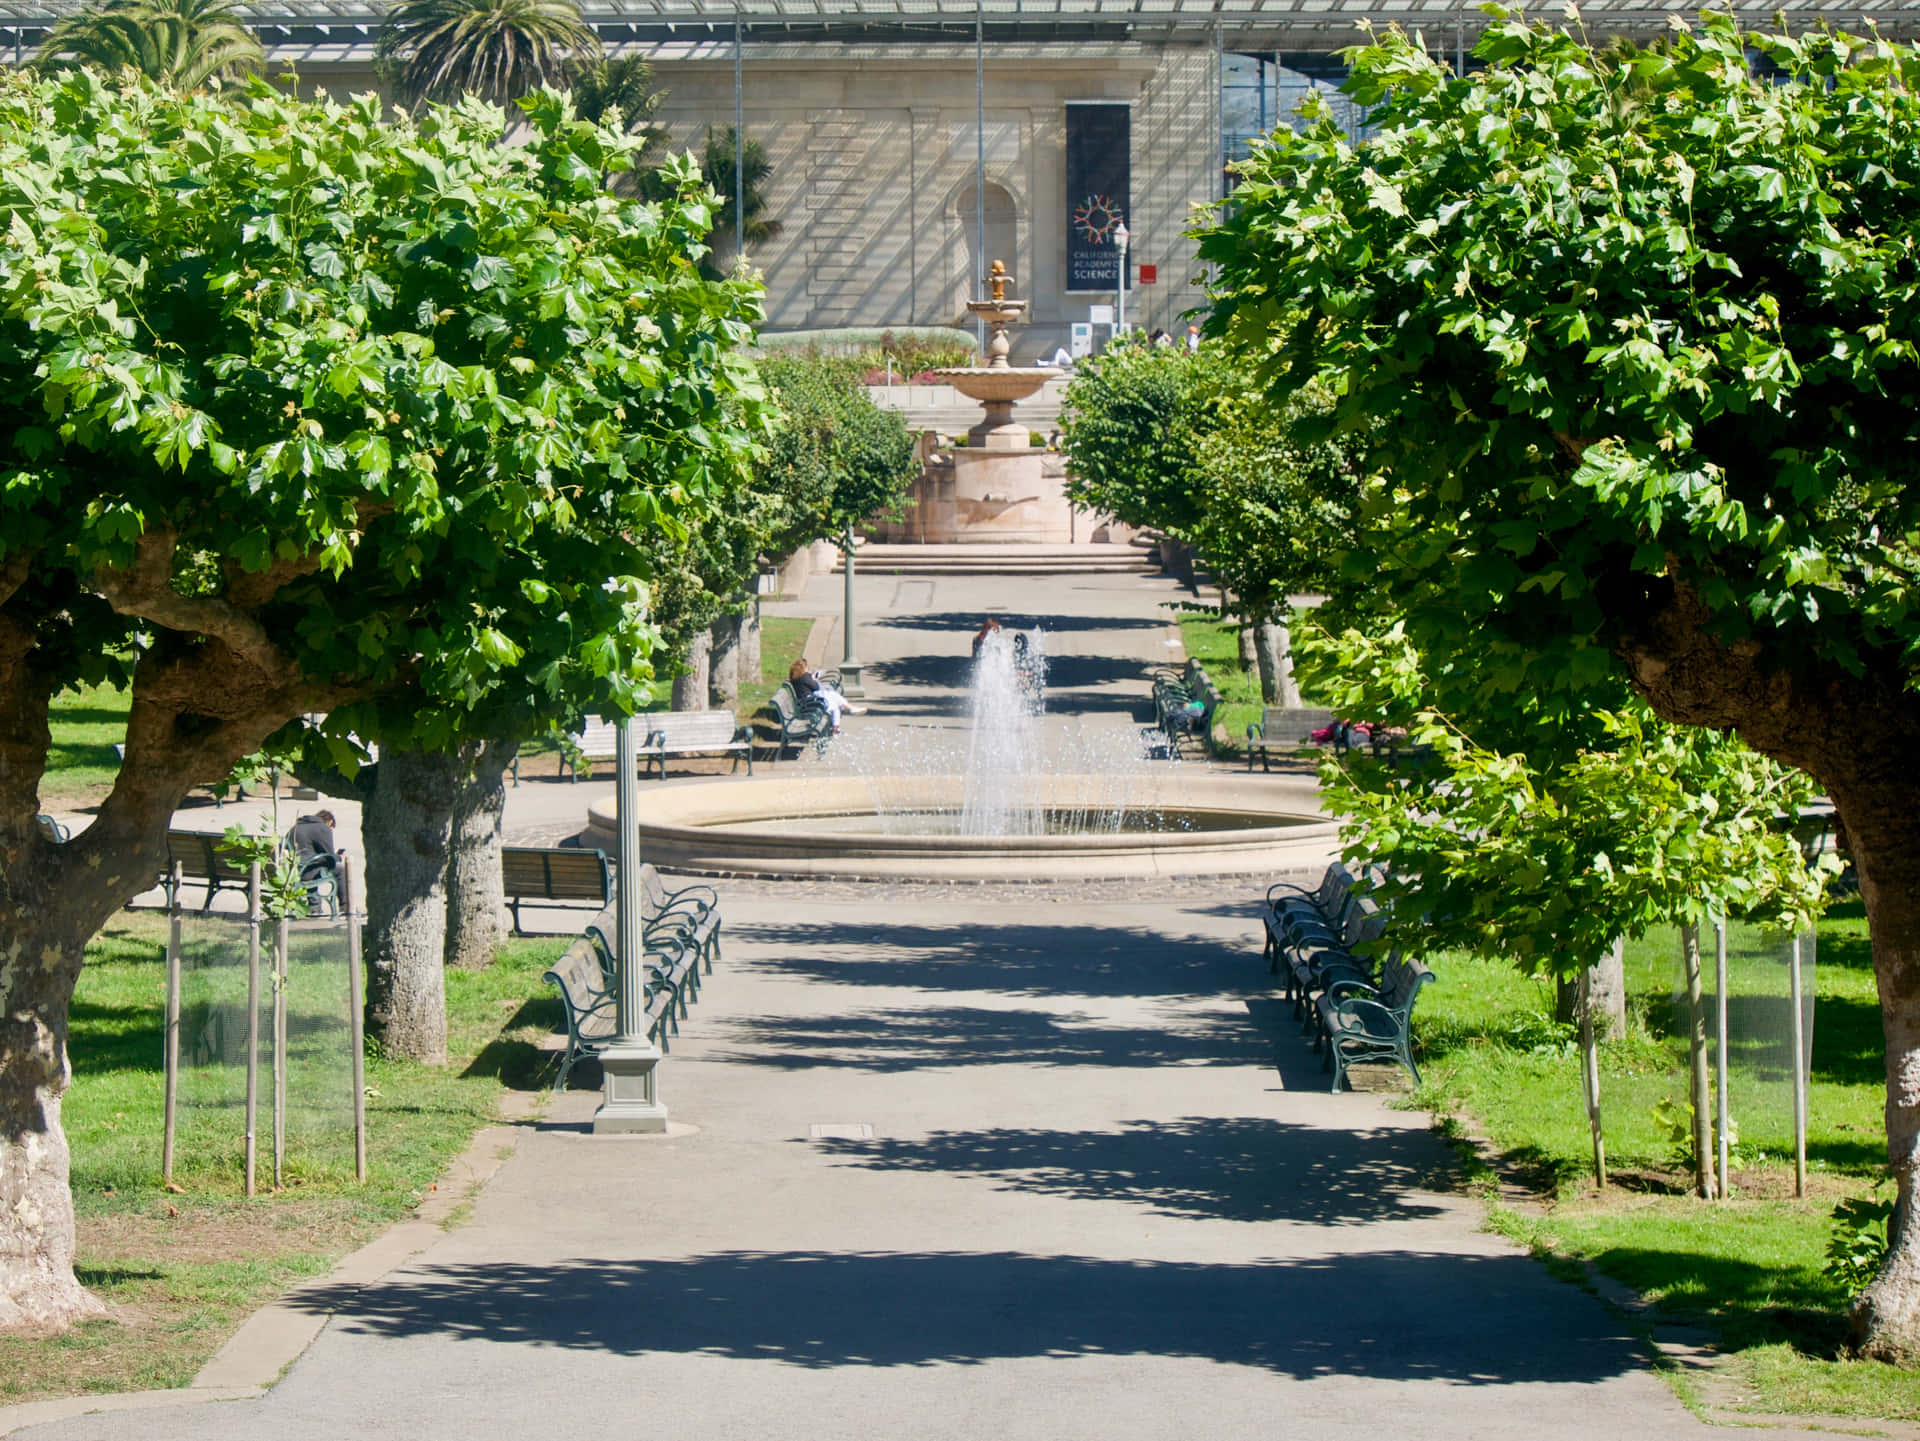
592,1040 -> 669,1134
837,659 -> 865,699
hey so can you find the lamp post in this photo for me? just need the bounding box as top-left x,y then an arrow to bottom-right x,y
839,519 -> 864,697
1113,219 -> 1130,337
592,714 -> 668,1134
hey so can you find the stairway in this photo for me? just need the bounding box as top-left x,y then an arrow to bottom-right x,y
833,543 -> 1162,576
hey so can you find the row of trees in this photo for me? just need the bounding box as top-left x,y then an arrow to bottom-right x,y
1195,10 -> 1920,1361
0,46 -> 912,1329
1058,338 -> 1358,704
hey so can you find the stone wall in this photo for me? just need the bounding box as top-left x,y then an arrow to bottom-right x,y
644,41 -> 1217,355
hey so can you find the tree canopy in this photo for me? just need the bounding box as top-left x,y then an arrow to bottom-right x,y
754,354 -> 919,558
1198,9 -> 1920,1360
376,0 -> 600,108
35,0 -> 262,89
0,69 -> 766,1328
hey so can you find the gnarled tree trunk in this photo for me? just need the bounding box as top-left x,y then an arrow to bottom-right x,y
1619,578 -> 1920,1359
0,591 -> 338,1328
443,736 -> 517,972
362,748 -> 460,1064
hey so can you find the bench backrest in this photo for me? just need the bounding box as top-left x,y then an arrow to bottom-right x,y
166,830 -> 248,880
772,683 -> 828,727
1314,863 -> 1354,913
645,711 -> 742,749
571,716 -> 621,760
1381,954 -> 1435,1017
1341,897 -> 1388,951
1263,707 -> 1339,743
502,847 -> 612,903
544,941 -> 617,1042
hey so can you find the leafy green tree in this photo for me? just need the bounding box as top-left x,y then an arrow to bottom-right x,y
1062,340 -> 1356,701
0,70 -> 763,1329
1060,337 -> 1221,538
376,0 -> 599,108
35,0 -> 261,88
1188,383 -> 1358,703
1200,10 -> 1920,1358
755,354 -> 918,560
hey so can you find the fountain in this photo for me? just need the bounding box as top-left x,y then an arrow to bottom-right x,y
911,262 -> 1075,544
581,624 -> 1336,882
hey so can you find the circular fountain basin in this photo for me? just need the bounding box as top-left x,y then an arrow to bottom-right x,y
584,772 -> 1338,882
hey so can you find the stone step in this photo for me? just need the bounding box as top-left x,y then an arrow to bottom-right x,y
834,543 -> 1161,576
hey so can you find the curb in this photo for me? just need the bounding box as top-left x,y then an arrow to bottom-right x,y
0,1090 -> 541,1438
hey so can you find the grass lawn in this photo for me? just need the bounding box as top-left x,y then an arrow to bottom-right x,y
0,915 -> 568,1406
40,681 -> 130,807
1410,900 -> 1909,1417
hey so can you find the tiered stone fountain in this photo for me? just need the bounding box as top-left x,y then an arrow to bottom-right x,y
920,263 -> 1071,544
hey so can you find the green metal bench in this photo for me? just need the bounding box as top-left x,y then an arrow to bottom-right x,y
1314,953 -> 1435,1093
541,934 -> 677,1090
767,682 -> 834,760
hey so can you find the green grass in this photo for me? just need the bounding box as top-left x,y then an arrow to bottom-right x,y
41,680 -> 130,805
746,615 -> 817,720
0,915 -> 568,1405
1413,901 -> 1906,1417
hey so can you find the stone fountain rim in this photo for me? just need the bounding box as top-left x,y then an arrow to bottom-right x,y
583,771 -> 1339,881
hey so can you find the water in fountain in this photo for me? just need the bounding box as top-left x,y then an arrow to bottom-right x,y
960,629 -> 1046,835
823,627 -> 1159,836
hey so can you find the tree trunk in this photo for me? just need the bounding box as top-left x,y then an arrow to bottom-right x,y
1236,616 -> 1258,670
1835,784 -> 1920,1363
443,736 -> 516,972
739,599 -> 762,687
672,630 -> 711,712
0,922 -> 104,1329
708,613 -> 742,710
1680,921 -> 1717,1201
1555,939 -> 1626,1039
362,749 -> 459,1064
1253,618 -> 1301,708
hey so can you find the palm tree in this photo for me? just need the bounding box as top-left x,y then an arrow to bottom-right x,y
35,0 -> 263,89
699,124 -> 783,276
376,0 -> 600,109
567,55 -> 664,140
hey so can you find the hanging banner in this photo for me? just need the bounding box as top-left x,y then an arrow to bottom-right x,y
1066,102 -> 1131,294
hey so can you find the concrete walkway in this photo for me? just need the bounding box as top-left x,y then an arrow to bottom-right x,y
22,561 -> 1825,1439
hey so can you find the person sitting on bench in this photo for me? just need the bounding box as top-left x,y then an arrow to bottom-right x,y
288,810 -> 341,906
789,658 -> 864,732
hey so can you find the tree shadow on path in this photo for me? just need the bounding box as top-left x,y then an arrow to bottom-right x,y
285,1248 -> 1651,1387
811,1115 -> 1451,1225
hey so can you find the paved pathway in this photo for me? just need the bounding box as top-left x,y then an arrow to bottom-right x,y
26,560 -> 1825,1439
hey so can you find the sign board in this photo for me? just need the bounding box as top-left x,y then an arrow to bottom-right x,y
1070,323 -> 1093,359
1065,102 -> 1131,293
1139,264 -> 1158,285
1087,304 -> 1114,325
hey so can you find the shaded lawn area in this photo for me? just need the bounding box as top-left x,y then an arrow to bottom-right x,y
1176,612 -> 1326,760
0,915 -> 568,1406
39,680 -> 130,807
1410,901 -> 1911,1418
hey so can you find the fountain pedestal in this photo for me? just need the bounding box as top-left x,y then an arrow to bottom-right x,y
931,285 -> 1066,544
